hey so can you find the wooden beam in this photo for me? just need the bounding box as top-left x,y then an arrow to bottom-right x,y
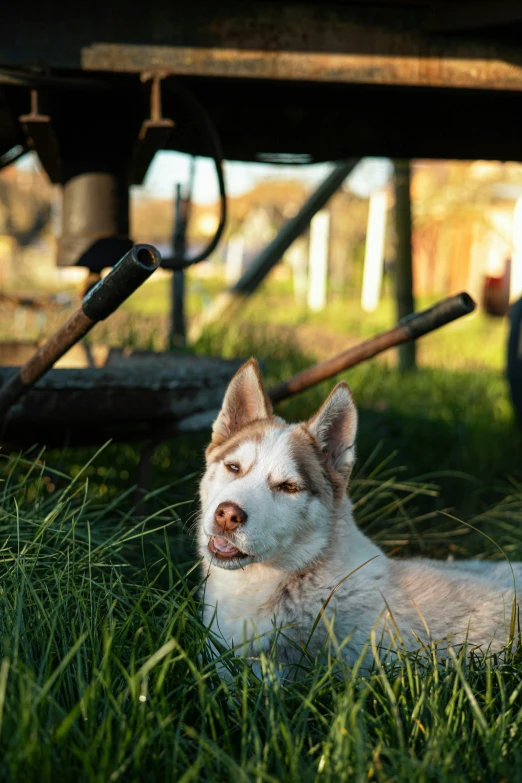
393,159 -> 416,373
82,43 -> 522,92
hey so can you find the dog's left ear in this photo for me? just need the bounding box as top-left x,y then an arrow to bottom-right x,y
209,358 -> 272,450
307,382 -> 357,478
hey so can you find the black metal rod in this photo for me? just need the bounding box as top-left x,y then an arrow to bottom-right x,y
0,244 -> 161,419
82,244 -> 160,321
231,158 -> 360,296
398,291 -> 475,340
169,182 -> 190,348
187,158 -> 362,341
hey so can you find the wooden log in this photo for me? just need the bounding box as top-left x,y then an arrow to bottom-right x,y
0,354 -> 244,447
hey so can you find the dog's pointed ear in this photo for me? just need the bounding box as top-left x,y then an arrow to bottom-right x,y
307,382 -> 357,478
210,358 -> 272,449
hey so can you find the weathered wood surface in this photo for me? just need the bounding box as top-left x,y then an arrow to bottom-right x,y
84,43 -> 522,93
0,353 -> 243,447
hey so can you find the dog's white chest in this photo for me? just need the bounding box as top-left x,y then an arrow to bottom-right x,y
202,566 -> 284,651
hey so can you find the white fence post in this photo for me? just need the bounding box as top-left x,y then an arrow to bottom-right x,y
361,189 -> 387,312
307,211 -> 330,312
511,196 -> 522,302
225,235 -> 244,285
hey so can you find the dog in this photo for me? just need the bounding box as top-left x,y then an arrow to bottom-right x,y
198,359 -> 521,674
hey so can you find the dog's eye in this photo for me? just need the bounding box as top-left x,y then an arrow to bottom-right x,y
225,462 -> 240,474
277,481 -> 300,494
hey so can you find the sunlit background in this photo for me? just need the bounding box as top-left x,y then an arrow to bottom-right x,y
2,151 -> 520,352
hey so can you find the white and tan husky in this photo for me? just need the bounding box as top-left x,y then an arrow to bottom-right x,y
198,359 -> 521,672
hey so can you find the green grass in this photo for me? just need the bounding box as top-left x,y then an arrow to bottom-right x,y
2,448 -> 522,782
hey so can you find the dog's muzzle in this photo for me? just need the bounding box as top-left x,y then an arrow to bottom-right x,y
208,502 -> 249,561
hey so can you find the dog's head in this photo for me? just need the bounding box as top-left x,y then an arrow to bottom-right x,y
198,359 -> 357,573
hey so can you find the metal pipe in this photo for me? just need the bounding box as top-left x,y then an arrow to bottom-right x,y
0,244 -> 161,418
175,292 -> 477,434
231,158 -> 360,296
189,158 -> 360,341
268,292 -> 475,402
170,176 -> 192,348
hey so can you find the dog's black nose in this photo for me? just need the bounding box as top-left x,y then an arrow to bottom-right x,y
214,502 -> 247,531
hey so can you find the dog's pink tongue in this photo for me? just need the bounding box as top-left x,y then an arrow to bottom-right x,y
212,536 -> 239,556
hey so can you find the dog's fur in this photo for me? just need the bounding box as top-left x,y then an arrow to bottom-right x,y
198,359 -> 521,671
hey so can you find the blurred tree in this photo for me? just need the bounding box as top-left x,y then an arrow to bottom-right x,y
0,159 -> 52,246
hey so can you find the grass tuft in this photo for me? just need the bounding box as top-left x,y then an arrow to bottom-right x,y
1,451 -> 522,781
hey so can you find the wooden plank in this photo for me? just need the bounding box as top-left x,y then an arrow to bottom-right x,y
82,43 -> 522,92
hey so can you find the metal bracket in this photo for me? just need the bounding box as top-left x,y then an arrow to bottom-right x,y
131,74 -> 175,185
19,90 -> 62,183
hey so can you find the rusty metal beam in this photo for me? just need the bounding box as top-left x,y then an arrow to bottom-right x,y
3,2 -> 522,171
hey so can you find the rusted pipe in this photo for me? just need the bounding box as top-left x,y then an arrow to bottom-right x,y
268,292 -> 475,403
0,244 -> 161,418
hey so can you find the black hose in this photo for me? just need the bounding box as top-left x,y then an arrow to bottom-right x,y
0,67 -> 107,90
163,82 -> 227,270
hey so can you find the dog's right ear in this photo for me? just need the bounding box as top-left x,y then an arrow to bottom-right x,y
209,358 -> 272,450
307,381 -> 357,480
